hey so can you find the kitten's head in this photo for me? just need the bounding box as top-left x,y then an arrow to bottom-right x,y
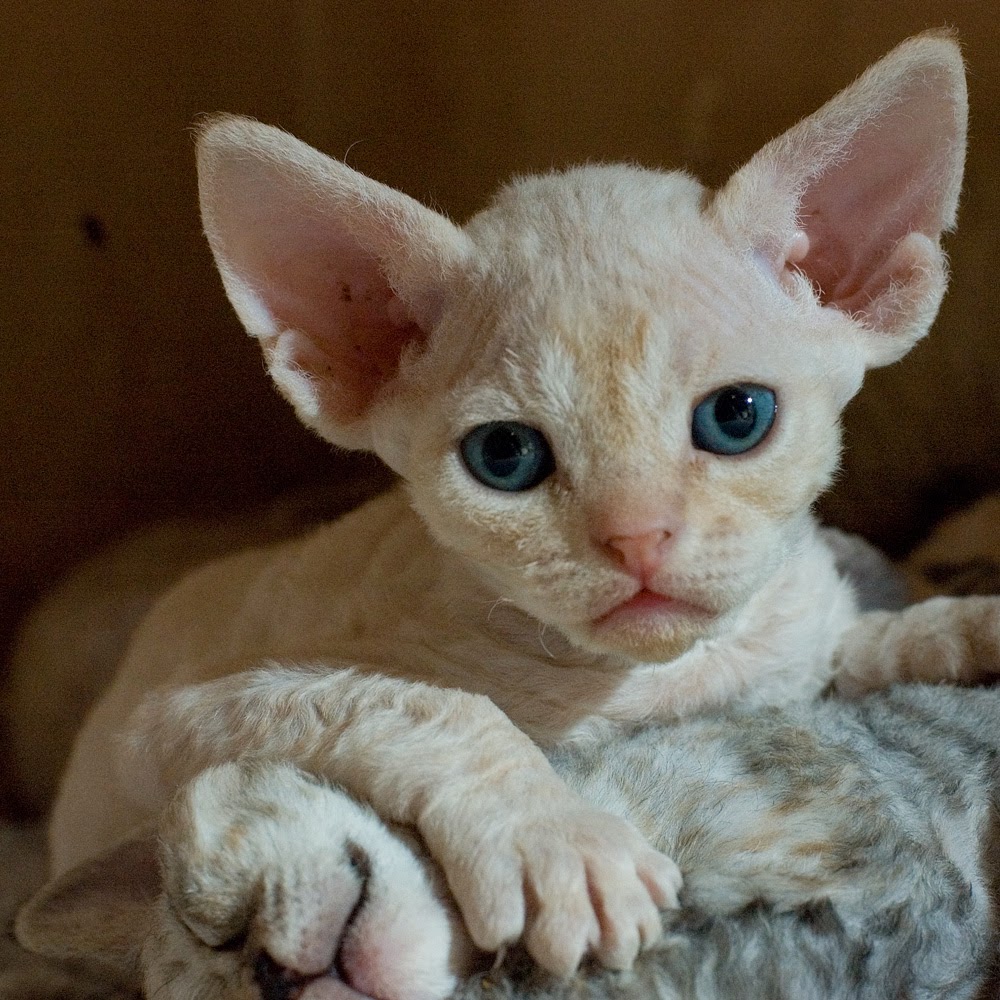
197,32 -> 966,663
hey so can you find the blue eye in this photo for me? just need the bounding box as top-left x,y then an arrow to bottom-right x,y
692,384 -> 777,455
460,422 -> 555,492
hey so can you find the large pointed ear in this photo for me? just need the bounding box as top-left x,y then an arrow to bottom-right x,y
197,116 -> 471,450
711,31 -> 967,367
14,833 -> 159,991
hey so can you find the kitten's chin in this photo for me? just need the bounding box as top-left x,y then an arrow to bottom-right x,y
581,593 -> 719,663
587,623 -> 708,663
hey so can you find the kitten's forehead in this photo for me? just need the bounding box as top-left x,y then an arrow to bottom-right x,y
465,164 -> 708,287
459,164 -> 844,399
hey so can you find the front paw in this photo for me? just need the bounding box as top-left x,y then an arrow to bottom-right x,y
151,762 -> 472,1000
419,783 -> 680,977
834,596 -> 1000,697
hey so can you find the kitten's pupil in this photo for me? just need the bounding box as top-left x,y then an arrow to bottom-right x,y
482,427 -> 525,476
460,422 -> 554,492
691,384 -> 777,456
715,389 -> 757,439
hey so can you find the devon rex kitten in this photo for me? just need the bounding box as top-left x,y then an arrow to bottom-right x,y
49,30 -> 983,979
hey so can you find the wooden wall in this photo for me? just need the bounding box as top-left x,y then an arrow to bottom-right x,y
3,2 -> 999,654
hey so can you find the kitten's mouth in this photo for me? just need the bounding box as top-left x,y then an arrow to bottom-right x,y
592,589 -> 713,631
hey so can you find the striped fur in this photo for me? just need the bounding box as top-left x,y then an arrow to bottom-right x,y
16,683 -> 999,998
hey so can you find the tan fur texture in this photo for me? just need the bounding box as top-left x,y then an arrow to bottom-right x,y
906,492 -> 1000,601
2,473 -> 389,816
48,33 -> 972,978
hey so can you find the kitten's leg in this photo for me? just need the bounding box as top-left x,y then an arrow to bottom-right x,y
466,693 -> 994,999
40,690 -> 989,1000
116,667 -> 680,976
146,761 -> 475,1000
833,595 -> 1000,696
18,762 -> 472,1000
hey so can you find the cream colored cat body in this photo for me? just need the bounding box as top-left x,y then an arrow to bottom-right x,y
51,33 -> 970,978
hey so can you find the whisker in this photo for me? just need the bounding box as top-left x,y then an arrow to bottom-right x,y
537,624 -> 555,658
487,597 -> 514,624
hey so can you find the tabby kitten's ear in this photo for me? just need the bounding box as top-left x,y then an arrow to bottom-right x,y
197,116 -> 470,451
15,834 -> 159,990
711,31 -> 967,367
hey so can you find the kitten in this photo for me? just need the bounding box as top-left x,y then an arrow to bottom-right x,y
907,491 -> 1000,600
19,681 -> 998,999
49,31 -> 978,976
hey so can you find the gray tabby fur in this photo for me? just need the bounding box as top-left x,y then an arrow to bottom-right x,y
458,684 -> 1000,1000
10,681 -> 1000,999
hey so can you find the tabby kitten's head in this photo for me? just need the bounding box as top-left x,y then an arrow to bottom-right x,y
197,33 -> 965,663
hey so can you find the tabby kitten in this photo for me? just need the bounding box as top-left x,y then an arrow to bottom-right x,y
19,680 -> 998,1000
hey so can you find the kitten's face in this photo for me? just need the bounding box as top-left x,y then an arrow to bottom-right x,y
199,38 -> 964,666
377,168 -> 868,663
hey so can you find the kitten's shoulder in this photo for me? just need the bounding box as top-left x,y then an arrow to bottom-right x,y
118,485 -> 426,683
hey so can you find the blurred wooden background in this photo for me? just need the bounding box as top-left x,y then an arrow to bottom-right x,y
2,1 -> 999,662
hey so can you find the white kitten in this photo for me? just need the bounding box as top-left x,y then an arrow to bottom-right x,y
50,31 -> 970,980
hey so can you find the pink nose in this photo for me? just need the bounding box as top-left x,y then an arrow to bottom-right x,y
603,529 -> 672,582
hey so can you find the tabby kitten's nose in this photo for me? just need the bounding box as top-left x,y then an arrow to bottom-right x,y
602,529 -> 672,582
253,951 -> 318,1000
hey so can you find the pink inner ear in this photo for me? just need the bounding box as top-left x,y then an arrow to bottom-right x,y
207,153 -> 434,426
199,118 -> 470,439
260,224 -> 426,423
793,62 -> 962,318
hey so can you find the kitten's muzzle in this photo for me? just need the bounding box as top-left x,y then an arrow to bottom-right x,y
592,589 -> 714,631
602,529 -> 674,585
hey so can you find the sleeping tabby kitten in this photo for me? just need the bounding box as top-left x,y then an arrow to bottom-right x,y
17,678 -> 999,999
